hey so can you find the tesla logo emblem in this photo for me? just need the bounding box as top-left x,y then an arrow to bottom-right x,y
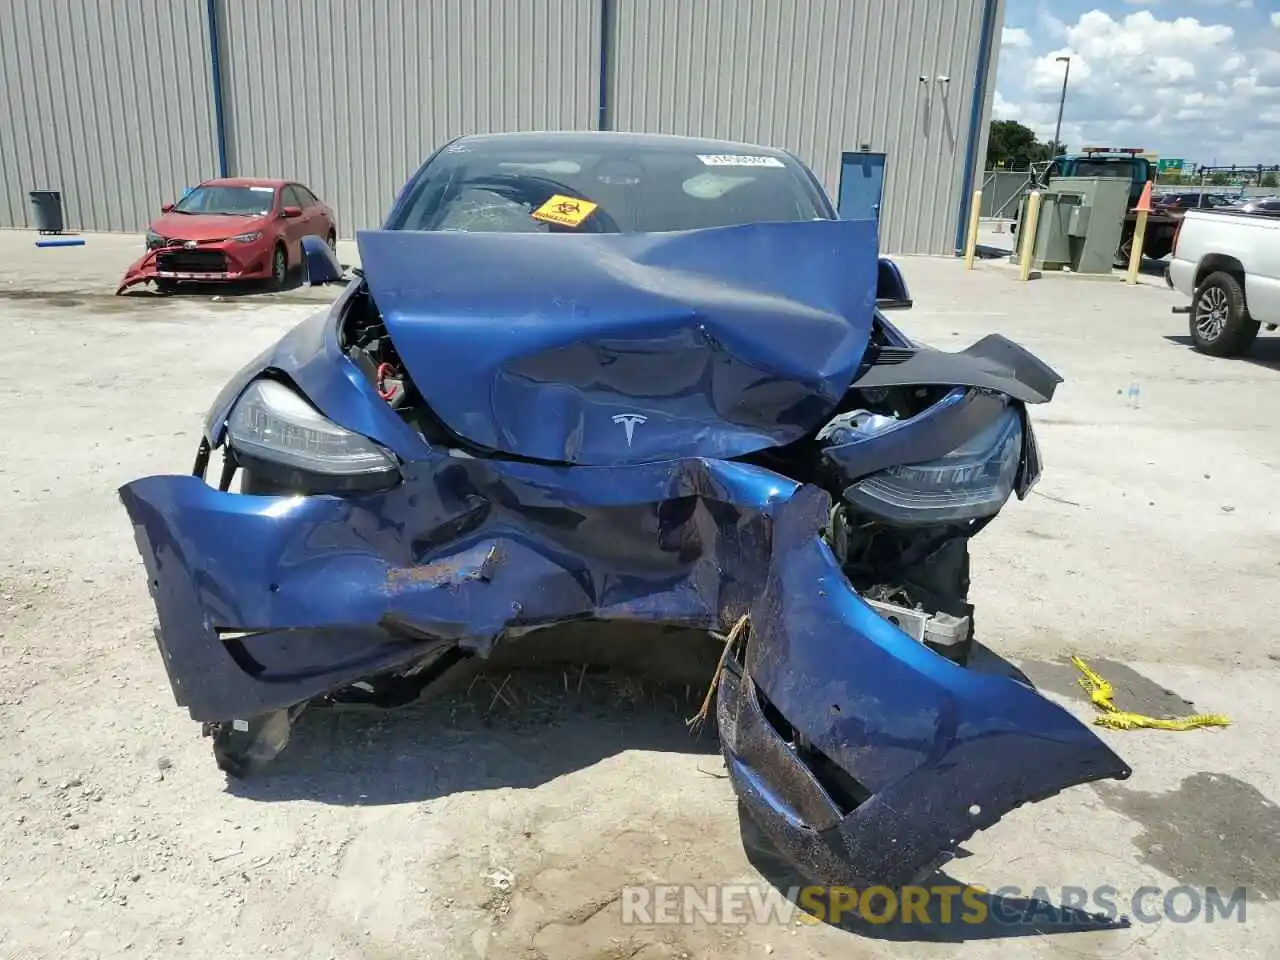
183,240 -> 197,249
611,413 -> 647,447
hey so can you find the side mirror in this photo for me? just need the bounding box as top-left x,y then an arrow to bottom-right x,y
160,202 -> 174,213
299,234 -> 345,286
875,257 -> 912,310
282,205 -> 303,219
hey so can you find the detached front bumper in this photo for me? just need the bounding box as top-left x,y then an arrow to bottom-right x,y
120,459 -> 1129,887
717,486 -> 1130,887
116,240 -> 275,293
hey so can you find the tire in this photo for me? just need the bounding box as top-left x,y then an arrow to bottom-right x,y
270,243 -> 288,289
1143,237 -> 1172,261
326,230 -> 337,254
1190,271 -> 1259,358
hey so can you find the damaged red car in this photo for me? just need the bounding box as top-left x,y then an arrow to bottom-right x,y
117,178 -> 337,294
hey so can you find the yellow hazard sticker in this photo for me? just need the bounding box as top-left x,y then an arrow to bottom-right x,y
531,194 -> 598,228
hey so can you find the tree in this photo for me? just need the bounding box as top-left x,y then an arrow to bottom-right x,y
987,120 -> 1059,167
1261,172 -> 1278,188
1208,172 -> 1231,186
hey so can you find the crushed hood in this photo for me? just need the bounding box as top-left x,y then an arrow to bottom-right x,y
356,218 -> 878,464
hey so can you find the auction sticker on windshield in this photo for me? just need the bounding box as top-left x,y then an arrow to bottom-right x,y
697,154 -> 785,168
532,194 -> 599,228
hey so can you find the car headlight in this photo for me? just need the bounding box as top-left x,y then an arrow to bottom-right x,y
225,379 -> 398,488
145,230 -> 164,250
843,404 -> 1023,525
231,231 -> 263,244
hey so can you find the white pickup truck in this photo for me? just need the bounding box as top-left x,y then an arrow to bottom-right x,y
1168,209 -> 1280,357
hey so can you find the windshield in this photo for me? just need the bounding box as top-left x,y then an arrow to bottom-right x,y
173,185 -> 276,216
1072,159 -> 1138,179
386,138 -> 830,234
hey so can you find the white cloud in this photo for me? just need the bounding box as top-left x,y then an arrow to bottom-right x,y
1002,27 -> 1032,47
1272,11 -> 1280,27
995,10 -> 1279,164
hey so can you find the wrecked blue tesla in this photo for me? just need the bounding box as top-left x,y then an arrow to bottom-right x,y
119,132 -> 1129,888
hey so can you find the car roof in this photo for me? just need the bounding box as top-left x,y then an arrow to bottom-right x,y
199,177 -> 288,189
446,130 -> 797,161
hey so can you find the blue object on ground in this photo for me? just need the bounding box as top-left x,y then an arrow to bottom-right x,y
35,238 -> 86,247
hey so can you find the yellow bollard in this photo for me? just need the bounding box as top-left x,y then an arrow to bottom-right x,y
1124,213 -> 1149,285
1125,181 -> 1154,285
963,190 -> 983,270
1018,191 -> 1042,282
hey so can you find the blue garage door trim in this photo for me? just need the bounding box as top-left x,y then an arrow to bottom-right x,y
954,0 -> 1000,255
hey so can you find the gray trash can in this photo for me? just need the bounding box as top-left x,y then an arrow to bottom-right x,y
29,190 -> 64,234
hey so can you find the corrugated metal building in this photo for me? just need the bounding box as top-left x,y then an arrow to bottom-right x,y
0,0 -> 1003,256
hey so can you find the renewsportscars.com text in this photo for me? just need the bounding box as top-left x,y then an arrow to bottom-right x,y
620,884 -> 1249,926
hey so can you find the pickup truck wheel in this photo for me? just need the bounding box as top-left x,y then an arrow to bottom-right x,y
1190,271 -> 1259,357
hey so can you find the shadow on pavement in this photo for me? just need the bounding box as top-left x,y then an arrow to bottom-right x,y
119,272 -> 307,299
737,808 -> 1127,942
1163,334 -> 1280,372
226,626 -> 726,806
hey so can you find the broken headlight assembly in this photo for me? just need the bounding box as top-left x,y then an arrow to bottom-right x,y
224,378 -> 400,493
843,401 -> 1023,525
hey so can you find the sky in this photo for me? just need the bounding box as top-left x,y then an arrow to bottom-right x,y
994,0 -> 1280,167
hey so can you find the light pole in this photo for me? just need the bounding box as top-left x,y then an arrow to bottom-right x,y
1051,56 -> 1071,157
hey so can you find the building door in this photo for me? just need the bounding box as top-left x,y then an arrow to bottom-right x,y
838,152 -> 886,222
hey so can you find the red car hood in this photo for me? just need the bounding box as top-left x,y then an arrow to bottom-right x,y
149,213 -> 267,242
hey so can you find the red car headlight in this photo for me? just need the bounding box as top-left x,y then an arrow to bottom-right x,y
231,231 -> 263,244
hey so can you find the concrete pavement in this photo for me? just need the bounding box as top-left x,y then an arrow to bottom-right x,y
0,227 -> 1276,959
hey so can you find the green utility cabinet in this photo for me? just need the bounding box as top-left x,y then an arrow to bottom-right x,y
1012,176 -> 1131,274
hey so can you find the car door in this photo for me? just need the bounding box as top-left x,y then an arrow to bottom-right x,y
280,185 -> 312,257
295,184 -> 332,240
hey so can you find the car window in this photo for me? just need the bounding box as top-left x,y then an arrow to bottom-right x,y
282,185 -> 306,209
294,185 -> 320,207
173,185 -> 276,216
1073,160 -> 1135,179
387,139 -> 829,234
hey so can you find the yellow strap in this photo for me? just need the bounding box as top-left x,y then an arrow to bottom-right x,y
1070,656 -> 1230,731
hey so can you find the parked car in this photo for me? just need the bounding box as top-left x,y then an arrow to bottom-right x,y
1168,207 -> 1280,356
116,178 -> 337,294
118,131 -> 1129,889
1154,192 -> 1235,211
1230,196 -> 1280,217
